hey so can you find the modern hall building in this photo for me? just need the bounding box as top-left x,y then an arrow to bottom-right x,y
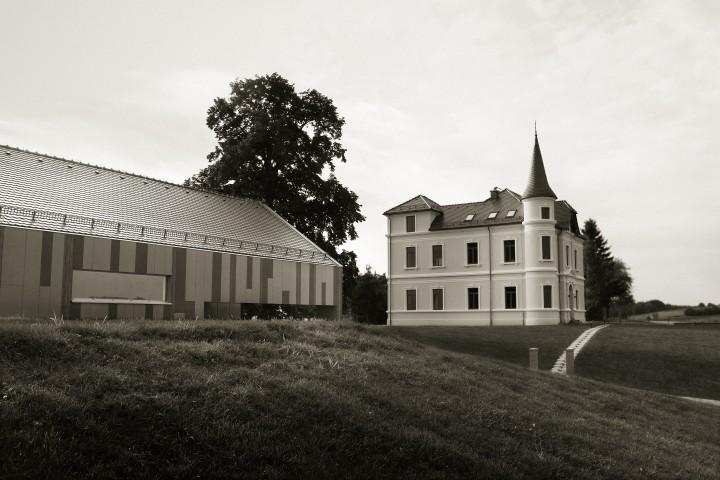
0,145 -> 341,320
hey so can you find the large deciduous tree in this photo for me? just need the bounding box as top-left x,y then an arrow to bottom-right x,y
583,219 -> 633,320
186,73 -> 365,313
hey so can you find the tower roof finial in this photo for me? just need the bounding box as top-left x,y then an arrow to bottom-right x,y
522,128 -> 557,200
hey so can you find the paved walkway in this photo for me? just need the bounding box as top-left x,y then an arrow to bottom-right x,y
551,324 -> 609,374
680,396 -> 720,407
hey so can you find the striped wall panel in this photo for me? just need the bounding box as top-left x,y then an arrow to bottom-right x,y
0,226 -> 342,319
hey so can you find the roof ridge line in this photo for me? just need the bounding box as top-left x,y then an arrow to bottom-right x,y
0,144 -> 250,204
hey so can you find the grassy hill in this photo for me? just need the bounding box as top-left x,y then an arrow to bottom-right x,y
1,319 -> 719,479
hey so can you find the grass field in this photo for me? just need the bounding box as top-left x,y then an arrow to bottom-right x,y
576,323 -> 720,400
387,325 -> 589,370
1,319 -> 719,479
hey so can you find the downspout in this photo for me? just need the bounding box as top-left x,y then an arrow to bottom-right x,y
386,217 -> 392,326
487,226 -> 493,327
557,230 -> 562,324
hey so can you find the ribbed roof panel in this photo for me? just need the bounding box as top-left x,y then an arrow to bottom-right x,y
0,146 -> 337,265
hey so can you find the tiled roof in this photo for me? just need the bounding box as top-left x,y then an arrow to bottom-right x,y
386,189 -> 582,236
523,134 -> 557,199
383,195 -> 442,215
429,189 -> 524,230
0,145 -> 338,266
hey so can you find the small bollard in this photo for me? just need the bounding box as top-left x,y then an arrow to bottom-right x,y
529,348 -> 539,371
565,348 -> 575,376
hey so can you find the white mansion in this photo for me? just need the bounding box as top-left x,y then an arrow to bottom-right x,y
384,134 -> 586,326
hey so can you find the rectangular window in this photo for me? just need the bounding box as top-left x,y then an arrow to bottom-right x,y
574,250 -> 578,269
467,287 -> 479,310
406,215 -> 415,233
565,245 -> 570,266
504,286 -> 517,309
72,270 -> 166,303
541,206 -> 550,219
575,291 -> 579,309
506,209 -> 517,217
432,244 -> 443,267
405,246 -> 417,268
432,288 -> 444,310
541,235 -> 551,260
503,239 -> 516,263
406,289 -> 417,311
543,285 -> 553,308
488,211 -> 498,219
466,241 -> 479,265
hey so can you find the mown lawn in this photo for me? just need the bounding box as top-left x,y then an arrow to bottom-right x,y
576,323 -> 720,400
0,319 -> 719,479
387,325 -> 589,370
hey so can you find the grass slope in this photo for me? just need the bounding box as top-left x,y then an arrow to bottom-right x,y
576,324 -> 720,400
388,325 -> 589,369
0,320 -> 718,479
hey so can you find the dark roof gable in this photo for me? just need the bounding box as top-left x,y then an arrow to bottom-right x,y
383,194 -> 442,215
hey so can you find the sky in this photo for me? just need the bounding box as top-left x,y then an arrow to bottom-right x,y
1,0 -> 718,305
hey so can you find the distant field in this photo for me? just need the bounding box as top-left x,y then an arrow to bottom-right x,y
576,324 -> 720,400
628,308 -> 686,320
386,325 -> 589,370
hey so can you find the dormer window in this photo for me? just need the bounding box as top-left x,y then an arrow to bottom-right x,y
487,212 -> 498,219
464,214 -> 475,222
506,210 -> 516,217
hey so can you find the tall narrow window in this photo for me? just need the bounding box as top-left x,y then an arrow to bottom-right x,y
503,240 -> 516,263
504,286 -> 517,309
574,250 -> 578,269
405,215 -> 415,233
432,244 -> 443,267
432,288 -> 444,310
565,245 -> 570,266
405,246 -> 416,269
541,235 -> 552,260
406,289 -> 417,311
575,290 -> 579,309
467,287 -> 479,310
466,241 -> 479,265
541,206 -> 551,219
543,285 -> 553,308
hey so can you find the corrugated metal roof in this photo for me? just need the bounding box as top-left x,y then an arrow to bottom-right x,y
0,145 -> 338,266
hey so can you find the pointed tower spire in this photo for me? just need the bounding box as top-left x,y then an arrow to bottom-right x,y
522,128 -> 557,199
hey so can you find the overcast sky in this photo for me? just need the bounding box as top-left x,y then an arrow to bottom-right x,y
1,1 -> 718,305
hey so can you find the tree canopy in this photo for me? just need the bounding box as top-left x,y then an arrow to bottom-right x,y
351,267 -> 387,324
583,219 -> 634,320
186,73 -> 365,313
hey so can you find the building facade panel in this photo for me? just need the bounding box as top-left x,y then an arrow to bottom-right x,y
0,226 -> 342,320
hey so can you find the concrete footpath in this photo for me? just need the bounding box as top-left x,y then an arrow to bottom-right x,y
551,324 -> 609,374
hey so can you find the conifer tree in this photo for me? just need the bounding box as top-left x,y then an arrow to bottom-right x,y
583,219 -> 633,319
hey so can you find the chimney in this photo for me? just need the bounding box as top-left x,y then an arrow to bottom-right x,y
490,187 -> 500,200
